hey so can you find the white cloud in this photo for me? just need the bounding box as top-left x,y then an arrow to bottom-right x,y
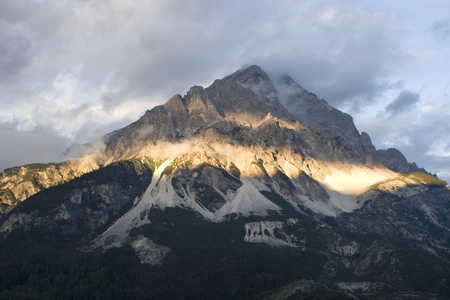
0,126 -> 68,170
431,18 -> 450,41
356,93 -> 450,182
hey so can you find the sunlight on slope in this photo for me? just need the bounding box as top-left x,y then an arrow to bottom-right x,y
298,163 -> 400,214
322,164 -> 398,196
102,140 -> 404,224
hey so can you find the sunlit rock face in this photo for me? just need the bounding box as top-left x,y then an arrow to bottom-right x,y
0,157 -> 100,214
0,159 -> 153,238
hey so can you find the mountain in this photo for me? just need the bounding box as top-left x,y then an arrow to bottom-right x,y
0,65 -> 449,299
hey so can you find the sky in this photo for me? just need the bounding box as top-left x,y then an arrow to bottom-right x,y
0,0 -> 449,182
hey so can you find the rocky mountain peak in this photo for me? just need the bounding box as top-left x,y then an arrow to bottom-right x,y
214,65 -> 289,118
228,64 -> 270,85
184,85 -> 204,99
1,65 -> 449,299
277,74 -> 305,91
0,65 -> 434,215
273,74 -> 365,155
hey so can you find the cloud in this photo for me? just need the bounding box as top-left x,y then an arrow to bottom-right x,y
384,90 -> 420,116
254,4 -> 408,110
0,125 -> 68,171
0,0 -> 409,119
357,96 -> 450,182
431,18 -> 450,40
62,136 -> 107,161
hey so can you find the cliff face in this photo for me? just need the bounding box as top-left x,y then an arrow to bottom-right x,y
0,159 -> 153,238
0,158 -> 100,214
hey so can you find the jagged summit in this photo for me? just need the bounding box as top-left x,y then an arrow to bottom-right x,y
101,65 -> 289,159
99,65 -> 423,173
221,65 -> 287,115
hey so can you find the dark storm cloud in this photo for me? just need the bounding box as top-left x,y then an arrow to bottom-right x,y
385,90 -> 420,115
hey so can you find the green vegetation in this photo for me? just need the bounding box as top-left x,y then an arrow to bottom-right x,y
21,163 -> 53,182
1,160 -> 449,299
2,204 -> 449,299
128,156 -> 155,173
229,162 -> 241,179
0,162 -> 81,211
403,172 -> 448,186
370,171 -> 448,191
1,202 -> 449,299
0,208 -> 326,299
251,160 -> 270,177
7,159 -> 153,217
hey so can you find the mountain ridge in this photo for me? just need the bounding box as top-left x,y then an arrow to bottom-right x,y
0,65 -> 449,299
0,65 -> 432,214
